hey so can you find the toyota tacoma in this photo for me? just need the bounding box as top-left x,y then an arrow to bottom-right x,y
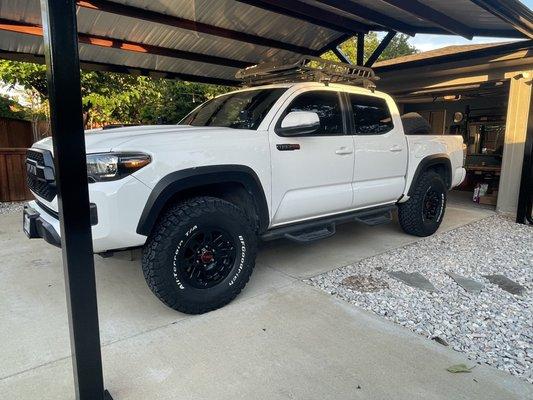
23,59 -> 466,314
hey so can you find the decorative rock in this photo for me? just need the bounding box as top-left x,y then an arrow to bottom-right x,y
483,274 -> 526,295
387,271 -> 436,292
0,201 -> 25,215
307,215 -> 533,384
446,271 -> 485,293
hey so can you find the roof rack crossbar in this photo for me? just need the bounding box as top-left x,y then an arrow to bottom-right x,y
236,56 -> 379,89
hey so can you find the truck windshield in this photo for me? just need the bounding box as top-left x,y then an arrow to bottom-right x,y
180,88 -> 287,130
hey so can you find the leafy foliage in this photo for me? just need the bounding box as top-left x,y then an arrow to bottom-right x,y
0,96 -> 32,120
0,60 -> 229,127
83,77 -> 228,127
323,32 -> 419,64
0,61 -> 49,100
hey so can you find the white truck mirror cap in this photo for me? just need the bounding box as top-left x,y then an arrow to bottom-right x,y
281,111 -> 319,129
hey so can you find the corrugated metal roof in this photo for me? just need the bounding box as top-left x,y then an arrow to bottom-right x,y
0,0 -> 532,85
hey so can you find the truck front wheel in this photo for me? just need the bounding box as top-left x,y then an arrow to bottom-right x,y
142,197 -> 257,314
398,171 -> 447,237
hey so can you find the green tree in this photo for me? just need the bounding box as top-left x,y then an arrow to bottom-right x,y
0,60 -> 230,127
0,61 -> 48,100
323,32 -> 419,64
81,75 -> 228,127
0,96 -> 31,120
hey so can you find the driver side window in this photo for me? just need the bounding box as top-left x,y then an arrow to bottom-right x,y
283,91 -> 344,136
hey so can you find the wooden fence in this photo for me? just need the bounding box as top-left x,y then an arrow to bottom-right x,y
0,148 -> 33,202
0,118 -> 33,148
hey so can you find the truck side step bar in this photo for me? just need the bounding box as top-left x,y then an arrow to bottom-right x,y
261,204 -> 395,243
355,210 -> 393,226
284,223 -> 336,243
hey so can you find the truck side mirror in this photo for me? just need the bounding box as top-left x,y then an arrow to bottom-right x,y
277,111 -> 320,136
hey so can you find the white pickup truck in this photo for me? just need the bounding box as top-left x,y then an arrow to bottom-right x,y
24,74 -> 465,314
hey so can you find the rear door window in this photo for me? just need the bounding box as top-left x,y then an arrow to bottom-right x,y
348,94 -> 394,135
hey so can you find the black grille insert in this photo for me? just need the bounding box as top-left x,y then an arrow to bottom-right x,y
26,149 -> 57,202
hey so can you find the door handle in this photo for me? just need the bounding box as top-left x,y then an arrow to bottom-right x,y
335,147 -> 353,155
390,145 -> 403,152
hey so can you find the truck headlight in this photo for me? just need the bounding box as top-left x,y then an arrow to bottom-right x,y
86,152 -> 151,182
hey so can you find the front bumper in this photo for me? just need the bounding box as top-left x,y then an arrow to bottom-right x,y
25,176 -> 152,253
23,202 -> 99,248
23,203 -> 61,247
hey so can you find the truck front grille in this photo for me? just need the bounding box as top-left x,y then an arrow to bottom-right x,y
26,149 -> 57,202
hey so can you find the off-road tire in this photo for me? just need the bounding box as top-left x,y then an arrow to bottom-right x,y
142,196 -> 257,314
398,171 -> 447,237
401,112 -> 431,135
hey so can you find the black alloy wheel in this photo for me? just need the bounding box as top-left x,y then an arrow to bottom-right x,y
422,188 -> 443,222
177,228 -> 237,289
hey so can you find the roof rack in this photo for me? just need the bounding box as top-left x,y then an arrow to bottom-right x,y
236,56 -> 378,89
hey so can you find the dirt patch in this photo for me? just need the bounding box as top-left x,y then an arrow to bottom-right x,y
341,275 -> 389,293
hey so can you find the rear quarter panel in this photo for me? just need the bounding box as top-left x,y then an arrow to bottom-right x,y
404,135 -> 465,197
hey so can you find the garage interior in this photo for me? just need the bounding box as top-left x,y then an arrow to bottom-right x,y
403,80 -> 509,209
375,41 -> 533,214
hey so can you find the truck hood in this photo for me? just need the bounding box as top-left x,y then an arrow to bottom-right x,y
32,125 -> 229,154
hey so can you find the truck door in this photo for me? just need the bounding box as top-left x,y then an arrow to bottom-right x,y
346,92 -> 408,208
269,89 -> 355,226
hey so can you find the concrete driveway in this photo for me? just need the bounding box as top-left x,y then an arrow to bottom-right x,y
1,202 -> 530,399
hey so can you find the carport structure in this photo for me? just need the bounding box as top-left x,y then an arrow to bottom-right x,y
0,1 -> 532,399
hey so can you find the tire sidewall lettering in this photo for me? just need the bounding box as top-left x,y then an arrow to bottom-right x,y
173,237 -> 186,289
228,235 -> 246,286
173,225 -> 197,290
436,192 -> 445,222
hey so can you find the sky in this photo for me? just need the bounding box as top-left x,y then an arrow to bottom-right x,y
406,0 -> 532,51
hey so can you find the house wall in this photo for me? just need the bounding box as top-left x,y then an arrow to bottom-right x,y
498,72 -> 533,214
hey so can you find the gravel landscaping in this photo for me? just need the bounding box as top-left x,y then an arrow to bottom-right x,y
0,201 -> 25,215
308,215 -> 533,383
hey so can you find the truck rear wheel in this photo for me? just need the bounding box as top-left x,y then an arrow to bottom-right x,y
142,196 -> 257,314
398,171 -> 447,237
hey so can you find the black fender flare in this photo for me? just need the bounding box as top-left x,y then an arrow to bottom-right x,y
407,154 -> 452,196
136,165 -> 270,236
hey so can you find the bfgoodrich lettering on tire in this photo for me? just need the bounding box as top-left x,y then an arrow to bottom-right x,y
398,171 -> 447,237
142,196 -> 257,314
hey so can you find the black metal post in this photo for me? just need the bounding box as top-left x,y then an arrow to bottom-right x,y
356,33 -> 365,66
365,31 -> 397,67
516,91 -> 533,224
332,46 -> 352,64
39,0 -> 111,399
